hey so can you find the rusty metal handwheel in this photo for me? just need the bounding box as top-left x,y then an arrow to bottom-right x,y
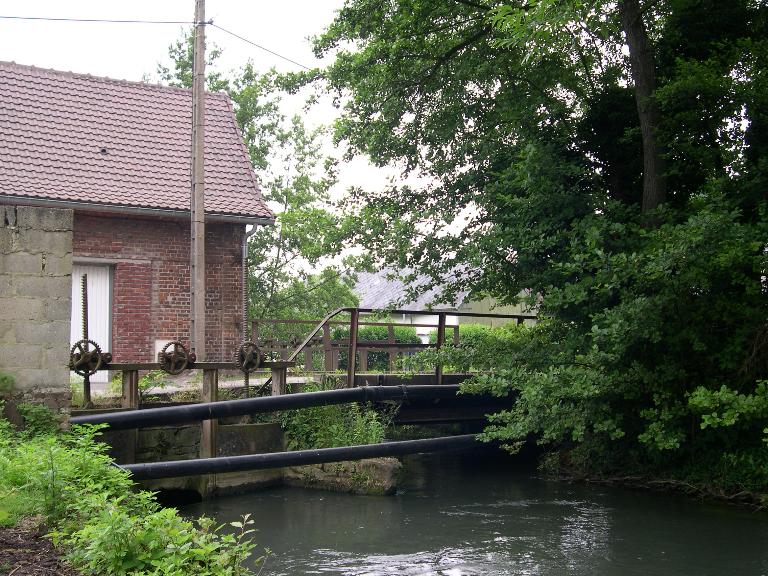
69,339 -> 103,377
159,340 -> 190,375
236,341 -> 263,374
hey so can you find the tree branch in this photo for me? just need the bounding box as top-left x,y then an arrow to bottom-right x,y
452,0 -> 492,11
639,0 -> 665,16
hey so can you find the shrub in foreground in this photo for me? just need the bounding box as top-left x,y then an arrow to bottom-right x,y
0,408 -> 263,575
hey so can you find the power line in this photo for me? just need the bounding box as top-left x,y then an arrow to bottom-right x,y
0,14 -> 314,71
210,24 -> 312,70
0,15 -> 196,25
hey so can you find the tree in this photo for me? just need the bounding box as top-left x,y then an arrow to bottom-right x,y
296,1 -> 768,487
156,32 -> 348,326
255,269 -> 359,343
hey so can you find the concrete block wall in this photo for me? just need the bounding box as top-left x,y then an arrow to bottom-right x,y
0,205 -> 73,411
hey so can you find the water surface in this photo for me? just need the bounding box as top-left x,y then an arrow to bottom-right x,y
182,450 -> 768,575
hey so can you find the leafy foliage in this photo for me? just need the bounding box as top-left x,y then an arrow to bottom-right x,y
156,31 -> 346,326
280,381 -> 389,450
296,0 -> 768,491
332,324 -> 422,371
16,402 -> 60,436
0,371 -> 14,396
0,416 -> 263,574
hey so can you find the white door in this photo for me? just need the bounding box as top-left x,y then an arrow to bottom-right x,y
71,264 -> 112,384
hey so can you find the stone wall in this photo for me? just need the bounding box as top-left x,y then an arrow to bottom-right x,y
94,420 -> 402,498
285,458 -> 402,495
0,205 -> 73,412
118,423 -> 285,497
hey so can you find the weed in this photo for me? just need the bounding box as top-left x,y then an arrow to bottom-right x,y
280,381 -> 392,450
0,415 -> 265,574
0,371 -> 14,396
17,403 -> 59,436
138,370 -> 171,401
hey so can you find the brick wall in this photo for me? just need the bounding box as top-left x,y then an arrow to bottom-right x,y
73,213 -> 244,362
0,205 -> 72,412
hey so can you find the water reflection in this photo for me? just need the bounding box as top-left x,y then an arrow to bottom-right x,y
182,451 -> 768,576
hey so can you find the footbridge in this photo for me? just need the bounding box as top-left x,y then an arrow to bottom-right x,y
68,307 -> 531,482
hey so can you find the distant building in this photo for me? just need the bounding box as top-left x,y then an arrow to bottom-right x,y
354,269 -> 535,342
0,61 -> 273,378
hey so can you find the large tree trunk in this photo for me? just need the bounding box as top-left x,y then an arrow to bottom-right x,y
619,0 -> 666,213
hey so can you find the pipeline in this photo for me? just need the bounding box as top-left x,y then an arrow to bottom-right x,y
122,434 -> 479,479
70,385 -> 464,430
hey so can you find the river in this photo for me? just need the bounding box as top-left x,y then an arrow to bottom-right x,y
181,449 -> 768,575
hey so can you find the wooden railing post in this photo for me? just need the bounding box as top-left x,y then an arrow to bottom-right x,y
453,325 -> 460,346
121,369 -> 139,409
435,313 -> 446,385
201,369 -> 218,458
346,309 -> 360,388
271,364 -> 288,396
388,324 -> 396,372
323,323 -> 333,372
200,368 -> 218,497
359,347 -> 368,372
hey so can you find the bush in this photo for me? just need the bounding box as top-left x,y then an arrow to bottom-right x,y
0,414 -> 264,574
280,381 -> 390,450
332,324 -> 422,371
427,323 -> 491,347
407,323 -> 528,374
17,402 -> 60,436
0,371 -> 14,396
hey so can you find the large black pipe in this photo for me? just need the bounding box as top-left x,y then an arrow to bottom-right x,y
123,434 -> 479,479
70,385 -> 463,430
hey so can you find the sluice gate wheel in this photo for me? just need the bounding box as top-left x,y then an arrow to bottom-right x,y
69,339 -> 103,376
236,341 -> 264,374
158,340 -> 191,375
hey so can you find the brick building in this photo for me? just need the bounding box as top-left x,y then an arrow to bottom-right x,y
0,61 -> 273,371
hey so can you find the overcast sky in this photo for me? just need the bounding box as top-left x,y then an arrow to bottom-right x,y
0,0 -> 397,194
0,1 -> 335,81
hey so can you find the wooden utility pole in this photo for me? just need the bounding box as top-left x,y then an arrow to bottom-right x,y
190,0 -> 206,359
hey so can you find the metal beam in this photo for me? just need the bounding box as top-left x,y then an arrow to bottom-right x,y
69,385 -> 463,430
122,434 -> 479,479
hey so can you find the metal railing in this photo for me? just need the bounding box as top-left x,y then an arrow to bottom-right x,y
71,307 -> 536,408
68,307 -> 533,476
254,307 -> 537,388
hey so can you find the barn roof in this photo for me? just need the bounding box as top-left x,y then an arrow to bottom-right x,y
354,269 -> 470,311
0,61 -> 273,223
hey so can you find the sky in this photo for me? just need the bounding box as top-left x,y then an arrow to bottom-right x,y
0,0 -> 396,193
0,1 -> 334,83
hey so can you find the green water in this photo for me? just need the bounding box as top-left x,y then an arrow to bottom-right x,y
182,450 -> 768,575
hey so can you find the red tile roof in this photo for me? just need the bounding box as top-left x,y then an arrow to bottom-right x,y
0,61 -> 273,222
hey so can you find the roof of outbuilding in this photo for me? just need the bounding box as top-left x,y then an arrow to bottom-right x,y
0,61 -> 273,222
354,269 -> 469,311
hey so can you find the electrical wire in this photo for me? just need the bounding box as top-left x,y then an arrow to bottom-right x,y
0,15 -> 196,25
0,14 -> 314,71
210,23 -> 312,70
